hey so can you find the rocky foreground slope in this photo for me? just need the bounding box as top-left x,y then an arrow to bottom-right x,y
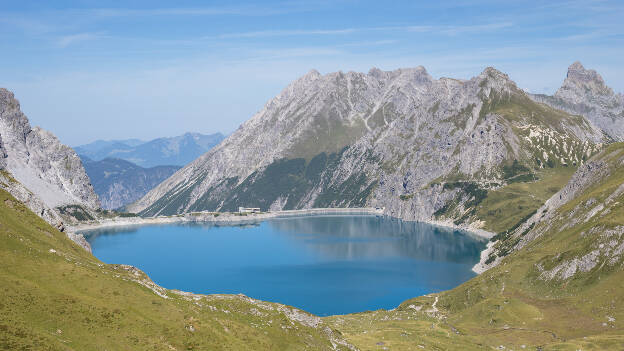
130,63 -> 608,234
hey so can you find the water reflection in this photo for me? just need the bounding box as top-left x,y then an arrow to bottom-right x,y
268,216 -> 485,264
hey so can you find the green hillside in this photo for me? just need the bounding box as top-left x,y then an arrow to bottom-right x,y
326,143 -> 624,350
0,188 -> 352,350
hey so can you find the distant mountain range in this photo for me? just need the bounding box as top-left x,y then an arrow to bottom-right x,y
80,157 -> 181,210
75,132 -> 225,168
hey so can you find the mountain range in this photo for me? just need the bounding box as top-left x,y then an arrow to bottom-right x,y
75,132 -> 225,168
129,62 -> 616,233
80,157 -> 181,210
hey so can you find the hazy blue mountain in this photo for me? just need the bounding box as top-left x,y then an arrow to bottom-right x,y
80,156 -> 181,210
75,132 -> 225,168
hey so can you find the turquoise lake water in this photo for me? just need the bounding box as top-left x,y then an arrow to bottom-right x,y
84,215 -> 486,316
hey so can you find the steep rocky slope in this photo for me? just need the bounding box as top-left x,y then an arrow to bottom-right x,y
0,88 -> 99,211
130,65 -> 606,232
0,88 -> 100,248
75,132 -> 225,168
531,62 -> 624,141
81,156 -> 181,209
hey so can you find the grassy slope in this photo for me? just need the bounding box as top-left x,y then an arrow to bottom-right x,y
0,188 -> 351,351
475,166 -> 577,233
327,143 -> 624,350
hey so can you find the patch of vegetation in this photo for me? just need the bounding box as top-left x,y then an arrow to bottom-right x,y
502,159 -> 530,179
56,204 -> 95,221
443,181 -> 488,209
287,111 -> 368,161
399,194 -> 414,201
96,209 -> 139,218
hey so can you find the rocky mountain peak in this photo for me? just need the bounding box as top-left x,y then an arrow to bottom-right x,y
479,67 -> 515,86
367,67 -> 384,79
301,69 -> 321,82
556,61 -> 613,98
528,61 -> 624,141
0,88 -> 100,210
475,67 -> 520,100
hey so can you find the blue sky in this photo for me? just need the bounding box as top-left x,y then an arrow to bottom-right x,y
1,0 -> 623,146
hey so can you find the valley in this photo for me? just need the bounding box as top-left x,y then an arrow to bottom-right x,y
1,60 -> 623,350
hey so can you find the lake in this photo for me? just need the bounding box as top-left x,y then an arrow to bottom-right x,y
84,215 -> 486,316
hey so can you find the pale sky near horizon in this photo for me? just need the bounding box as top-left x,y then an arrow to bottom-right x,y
1,0 -> 623,146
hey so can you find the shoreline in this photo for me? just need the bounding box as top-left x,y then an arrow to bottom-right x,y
68,207 -> 494,274
68,207 -> 385,232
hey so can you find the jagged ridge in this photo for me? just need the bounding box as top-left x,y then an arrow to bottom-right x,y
130,64 -> 607,233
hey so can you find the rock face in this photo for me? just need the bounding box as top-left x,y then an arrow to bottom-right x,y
531,62 -> 624,141
81,156 -> 181,209
0,88 -> 100,221
0,132 -> 7,170
129,65 -> 605,222
0,89 -> 100,210
0,171 -> 64,228
75,132 -> 225,168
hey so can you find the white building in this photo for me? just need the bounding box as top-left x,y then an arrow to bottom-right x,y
238,207 -> 261,214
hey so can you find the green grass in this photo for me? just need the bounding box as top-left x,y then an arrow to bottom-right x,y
0,189 -> 352,350
476,166 -> 577,233
286,112 -> 368,161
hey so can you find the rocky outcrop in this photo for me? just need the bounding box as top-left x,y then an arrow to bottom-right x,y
531,61 -> 624,141
0,171 -> 64,228
0,88 -> 99,250
0,89 -> 100,210
130,65 -> 604,223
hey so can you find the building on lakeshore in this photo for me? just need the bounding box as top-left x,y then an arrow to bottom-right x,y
238,207 -> 261,214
